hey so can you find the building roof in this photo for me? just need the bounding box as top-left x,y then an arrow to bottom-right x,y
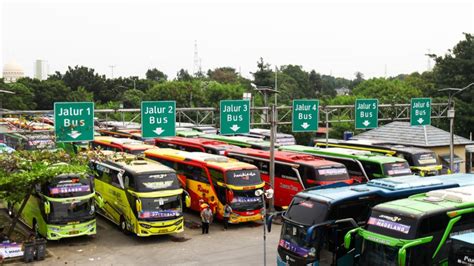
353,121 -> 473,147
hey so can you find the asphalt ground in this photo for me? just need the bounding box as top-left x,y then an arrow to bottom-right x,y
18,211 -> 281,266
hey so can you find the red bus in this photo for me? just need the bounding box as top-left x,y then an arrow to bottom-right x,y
225,148 -> 353,208
155,137 -> 240,155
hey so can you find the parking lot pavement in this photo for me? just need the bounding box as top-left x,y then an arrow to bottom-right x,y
34,211 -> 281,266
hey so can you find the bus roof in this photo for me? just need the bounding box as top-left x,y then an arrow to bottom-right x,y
157,137 -> 240,150
281,145 -> 405,164
227,148 -> 344,168
201,134 -> 275,148
107,159 -> 174,175
373,185 -> 474,217
145,148 -> 257,170
296,173 -> 474,206
94,136 -> 156,150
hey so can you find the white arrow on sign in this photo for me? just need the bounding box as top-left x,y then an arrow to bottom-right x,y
363,120 -> 370,127
230,124 -> 240,132
301,122 -> 310,129
153,127 -> 165,135
68,130 -> 82,139
417,118 -> 424,124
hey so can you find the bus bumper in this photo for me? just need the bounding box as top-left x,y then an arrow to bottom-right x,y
277,253 -> 319,266
46,219 -> 96,240
229,212 -> 263,224
136,217 -> 184,236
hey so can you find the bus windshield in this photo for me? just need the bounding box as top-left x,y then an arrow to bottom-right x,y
134,172 -> 180,192
413,152 -> 438,166
284,197 -> 328,225
46,176 -> 92,198
230,189 -> 263,211
138,195 -> 182,221
359,240 -> 399,266
382,162 -> 412,177
225,169 -> 262,186
280,222 -> 313,256
48,198 -> 95,224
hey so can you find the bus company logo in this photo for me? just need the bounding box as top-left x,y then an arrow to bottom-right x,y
149,174 -> 168,179
278,239 -> 309,257
368,217 -> 411,234
232,171 -> 256,179
366,235 -> 391,245
299,201 -> 314,208
197,184 -> 209,194
279,183 -> 299,191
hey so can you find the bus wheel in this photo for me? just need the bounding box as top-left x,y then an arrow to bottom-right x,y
119,217 -> 129,235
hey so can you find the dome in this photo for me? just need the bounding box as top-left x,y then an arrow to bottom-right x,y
3,61 -> 24,73
3,60 -> 24,83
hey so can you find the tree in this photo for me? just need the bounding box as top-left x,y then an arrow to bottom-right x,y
60,66 -> 108,102
67,86 -> 94,102
207,67 -> 239,84
122,89 -> 145,108
350,72 -> 364,89
281,65 -> 311,98
1,82 -> 36,110
309,70 -> 323,96
0,150 -> 90,237
352,78 -> 422,103
252,57 -> 274,87
146,68 -> 167,82
176,69 -> 193,81
17,78 -> 71,110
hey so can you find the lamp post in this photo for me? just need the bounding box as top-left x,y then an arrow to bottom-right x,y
255,188 -> 274,266
438,82 -> 474,173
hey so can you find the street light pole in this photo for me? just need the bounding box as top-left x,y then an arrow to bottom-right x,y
439,82 -> 474,173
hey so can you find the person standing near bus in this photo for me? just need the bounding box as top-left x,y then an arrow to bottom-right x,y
200,205 -> 213,234
223,203 -> 232,230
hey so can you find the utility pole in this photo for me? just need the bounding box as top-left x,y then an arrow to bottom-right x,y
109,65 -> 116,79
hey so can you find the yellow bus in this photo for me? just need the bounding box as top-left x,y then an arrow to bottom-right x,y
145,149 -> 265,224
89,156 -> 189,236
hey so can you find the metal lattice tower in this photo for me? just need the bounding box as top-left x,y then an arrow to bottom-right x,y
193,40 -> 200,75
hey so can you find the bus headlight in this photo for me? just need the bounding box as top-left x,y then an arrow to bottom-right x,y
140,223 -> 152,229
309,247 -> 316,257
90,205 -> 95,215
50,227 -> 60,232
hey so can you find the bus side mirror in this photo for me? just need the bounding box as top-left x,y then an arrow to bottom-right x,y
344,228 -> 360,250
398,248 -> 407,266
96,195 -> 104,208
266,212 -> 283,233
185,195 -> 191,208
44,201 -> 50,215
136,199 -> 142,212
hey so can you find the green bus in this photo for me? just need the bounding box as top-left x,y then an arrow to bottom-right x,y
200,134 -> 277,151
280,145 -> 412,182
8,171 -> 97,240
344,186 -> 474,266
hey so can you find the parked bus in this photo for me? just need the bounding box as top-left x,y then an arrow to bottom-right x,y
273,173 -> 474,266
8,168 -> 96,240
225,148 -> 352,208
239,128 -> 296,146
90,136 -> 157,155
145,149 -> 265,223
89,156 -> 189,236
155,137 -> 240,155
201,134 -> 276,151
280,145 -> 412,182
176,128 -> 203,138
98,128 -> 155,145
3,132 -> 56,151
344,186 -> 474,266
315,138 -> 442,176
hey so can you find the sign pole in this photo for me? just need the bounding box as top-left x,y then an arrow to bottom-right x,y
269,104 -> 276,212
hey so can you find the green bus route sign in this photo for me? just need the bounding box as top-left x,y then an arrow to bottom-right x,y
355,99 -> 378,129
141,101 -> 176,138
292,99 -> 319,132
54,102 -> 94,142
220,100 -> 250,135
410,98 -> 431,126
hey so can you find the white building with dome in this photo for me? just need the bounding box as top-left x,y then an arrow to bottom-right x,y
2,61 -> 25,83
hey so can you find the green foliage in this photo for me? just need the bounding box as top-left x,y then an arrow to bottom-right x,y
252,58 -> 274,87
18,78 -> 71,110
0,82 -> 36,110
67,86 -> 94,102
207,67 -> 239,84
352,78 -> 422,103
146,68 -> 167,82
176,69 -> 193,81
122,89 -> 145,108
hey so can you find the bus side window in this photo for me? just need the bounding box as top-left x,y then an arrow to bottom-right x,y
259,160 -> 269,174
123,173 -> 135,189
109,169 -> 122,188
275,163 -> 297,180
301,165 -> 316,187
181,164 -> 209,184
209,168 -> 225,183
361,161 -> 383,179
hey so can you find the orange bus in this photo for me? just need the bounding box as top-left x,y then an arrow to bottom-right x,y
90,136 -> 157,155
145,149 -> 265,224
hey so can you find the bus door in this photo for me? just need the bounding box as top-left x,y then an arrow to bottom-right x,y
274,163 -> 304,207
177,163 -> 213,210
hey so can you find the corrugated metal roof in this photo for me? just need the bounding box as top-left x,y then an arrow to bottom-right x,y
353,121 -> 473,147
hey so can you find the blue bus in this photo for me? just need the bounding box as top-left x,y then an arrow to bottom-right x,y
272,173 -> 474,266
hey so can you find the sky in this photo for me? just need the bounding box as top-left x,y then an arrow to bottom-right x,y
1,0 -> 473,80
